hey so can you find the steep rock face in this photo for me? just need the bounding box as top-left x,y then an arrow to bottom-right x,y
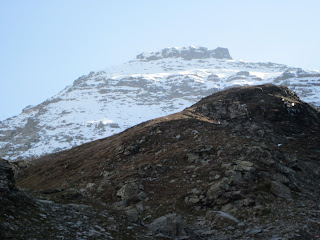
15,85 -> 320,239
1,47 -> 320,160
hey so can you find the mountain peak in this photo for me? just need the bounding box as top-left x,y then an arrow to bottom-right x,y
135,46 -> 232,61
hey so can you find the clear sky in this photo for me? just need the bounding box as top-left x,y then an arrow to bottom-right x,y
1,0 -> 320,121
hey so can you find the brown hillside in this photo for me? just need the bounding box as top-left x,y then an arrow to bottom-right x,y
8,84 -> 320,239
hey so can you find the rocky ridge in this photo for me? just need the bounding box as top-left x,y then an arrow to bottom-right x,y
3,85 -> 319,239
0,46 -> 320,160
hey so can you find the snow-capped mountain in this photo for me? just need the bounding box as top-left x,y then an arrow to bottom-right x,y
1,46 -> 319,160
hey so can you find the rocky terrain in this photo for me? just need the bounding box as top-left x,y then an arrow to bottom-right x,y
1,84 -> 320,239
1,46 -> 320,160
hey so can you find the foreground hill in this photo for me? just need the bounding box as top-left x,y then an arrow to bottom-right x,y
1,46 -> 320,160
2,84 -> 320,239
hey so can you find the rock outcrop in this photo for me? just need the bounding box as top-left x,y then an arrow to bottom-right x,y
136,46 -> 232,60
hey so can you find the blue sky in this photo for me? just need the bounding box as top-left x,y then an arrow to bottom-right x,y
1,0 -> 320,120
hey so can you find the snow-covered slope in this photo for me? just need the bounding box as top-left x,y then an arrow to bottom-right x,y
1,46 -> 319,160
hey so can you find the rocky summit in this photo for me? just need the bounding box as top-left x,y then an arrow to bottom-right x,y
1,84 -> 320,239
136,46 -> 232,61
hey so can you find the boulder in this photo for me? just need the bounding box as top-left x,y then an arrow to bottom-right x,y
206,178 -> 231,206
206,210 -> 240,228
148,213 -> 186,238
233,160 -> 255,172
125,207 -> 140,223
270,181 -> 292,200
116,180 -> 145,206
123,145 -> 139,155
